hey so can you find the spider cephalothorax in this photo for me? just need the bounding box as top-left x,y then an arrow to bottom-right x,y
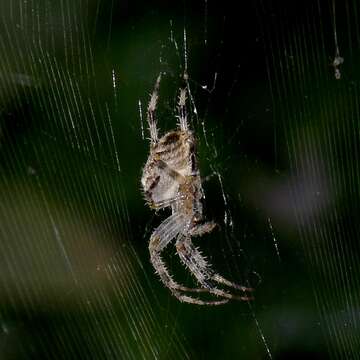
141,74 -> 253,305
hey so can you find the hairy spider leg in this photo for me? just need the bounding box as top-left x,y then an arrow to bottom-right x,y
176,235 -> 254,301
147,73 -> 162,145
171,291 -> 228,306
150,195 -> 182,209
149,213 -> 230,305
189,221 -> 254,293
212,274 -> 254,292
177,88 -> 189,131
189,221 -> 217,237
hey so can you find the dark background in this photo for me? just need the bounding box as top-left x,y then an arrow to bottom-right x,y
0,0 -> 359,358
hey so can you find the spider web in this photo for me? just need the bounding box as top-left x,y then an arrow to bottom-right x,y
0,0 -> 358,358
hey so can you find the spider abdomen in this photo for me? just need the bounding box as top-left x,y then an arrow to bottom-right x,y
141,129 -> 197,210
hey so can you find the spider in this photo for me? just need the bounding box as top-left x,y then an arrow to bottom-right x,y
141,74 -> 254,305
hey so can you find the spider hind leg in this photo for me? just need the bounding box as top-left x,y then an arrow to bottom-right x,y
189,221 -> 217,237
177,88 -> 189,131
188,223 -> 254,293
172,291 -> 229,306
149,213 -> 228,304
176,235 -> 254,302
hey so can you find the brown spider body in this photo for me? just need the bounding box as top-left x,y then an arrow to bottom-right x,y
141,75 -> 253,305
142,130 -> 194,207
142,129 -> 202,223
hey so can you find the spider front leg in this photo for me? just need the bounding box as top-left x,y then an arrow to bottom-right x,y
176,235 -> 254,301
177,88 -> 189,131
147,73 -> 162,145
149,213 -> 229,305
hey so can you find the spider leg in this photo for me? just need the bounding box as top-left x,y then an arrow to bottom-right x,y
189,221 -> 217,237
150,196 -> 181,209
149,213 -> 217,296
212,274 -> 254,292
171,291 -> 229,306
189,224 -> 254,293
177,88 -> 189,131
147,73 -> 162,145
176,235 -> 254,301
